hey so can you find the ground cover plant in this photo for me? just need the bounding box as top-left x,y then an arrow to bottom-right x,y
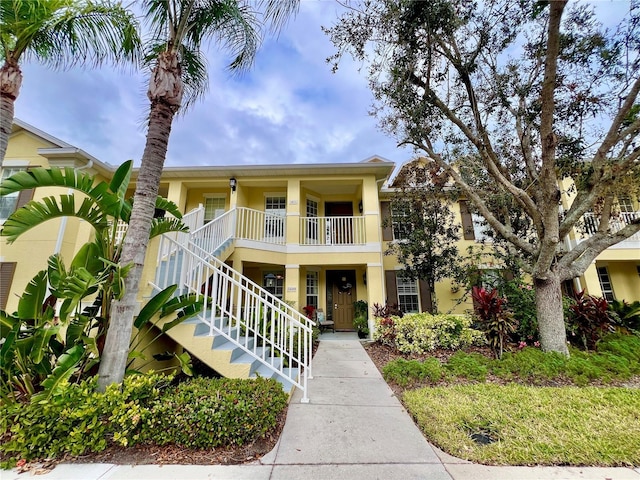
366,332 -> 640,466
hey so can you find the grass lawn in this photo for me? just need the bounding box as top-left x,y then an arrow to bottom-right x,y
403,384 -> 640,466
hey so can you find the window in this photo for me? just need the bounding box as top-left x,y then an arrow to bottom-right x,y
391,203 -> 412,241
472,214 -> 491,242
397,274 -> 419,313
597,266 -> 615,302
1,167 -> 32,222
618,197 -> 635,214
204,196 -> 226,223
306,198 -> 319,242
306,271 -> 319,308
265,196 -> 286,240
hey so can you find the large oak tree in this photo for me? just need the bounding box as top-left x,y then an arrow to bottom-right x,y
326,0 -> 640,354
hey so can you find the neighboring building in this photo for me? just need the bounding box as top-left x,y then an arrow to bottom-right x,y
2,120 -> 639,394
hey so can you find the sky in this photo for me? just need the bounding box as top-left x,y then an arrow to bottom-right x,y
13,0 -> 630,169
16,1 -> 411,168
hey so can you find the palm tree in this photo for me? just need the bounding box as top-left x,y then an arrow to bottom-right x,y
0,0 -> 140,165
98,0 -> 299,391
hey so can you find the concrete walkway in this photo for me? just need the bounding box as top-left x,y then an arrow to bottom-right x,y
4,334 -> 640,480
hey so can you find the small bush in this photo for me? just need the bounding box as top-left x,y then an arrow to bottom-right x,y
382,358 -> 443,387
445,351 -> 489,382
141,377 -> 287,448
373,316 -> 396,346
1,375 -> 288,466
390,313 -> 484,355
1,374 -> 170,467
501,281 -> 538,344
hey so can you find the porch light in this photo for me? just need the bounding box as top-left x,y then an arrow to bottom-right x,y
265,273 -> 276,289
359,200 -> 363,213
229,177 -> 237,192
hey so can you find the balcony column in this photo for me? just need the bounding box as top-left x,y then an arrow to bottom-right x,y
284,264 -> 301,308
362,176 -> 381,244
286,179 -> 301,244
365,263 -> 384,334
166,180 -> 187,212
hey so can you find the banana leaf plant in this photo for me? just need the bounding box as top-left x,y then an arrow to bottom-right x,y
0,161 -> 199,403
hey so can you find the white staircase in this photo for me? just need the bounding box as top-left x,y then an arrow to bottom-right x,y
152,207 -> 314,402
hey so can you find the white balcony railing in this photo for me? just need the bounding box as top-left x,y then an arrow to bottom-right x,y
236,207 -> 286,245
582,211 -> 640,242
300,216 -> 366,245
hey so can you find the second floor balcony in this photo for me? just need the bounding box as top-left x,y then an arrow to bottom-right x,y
580,211 -> 640,247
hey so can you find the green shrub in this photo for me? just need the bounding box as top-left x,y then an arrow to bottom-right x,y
501,280 -> 538,344
1,374 -> 170,467
141,377 -> 287,449
491,347 -> 567,383
382,358 -> 443,387
565,350 -> 633,386
391,313 -> 484,355
596,333 -> 640,370
1,374 -> 288,466
444,351 -> 489,381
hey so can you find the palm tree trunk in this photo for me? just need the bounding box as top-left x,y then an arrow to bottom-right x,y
0,62 -> 23,166
97,52 -> 182,391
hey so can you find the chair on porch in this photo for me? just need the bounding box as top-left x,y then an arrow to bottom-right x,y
315,308 -> 334,333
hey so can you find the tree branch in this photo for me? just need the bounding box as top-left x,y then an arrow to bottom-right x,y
560,220 -> 640,280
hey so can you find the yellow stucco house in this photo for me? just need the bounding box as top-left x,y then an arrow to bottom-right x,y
2,120 -> 639,399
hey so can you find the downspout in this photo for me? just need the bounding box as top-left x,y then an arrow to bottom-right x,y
54,160 -> 94,254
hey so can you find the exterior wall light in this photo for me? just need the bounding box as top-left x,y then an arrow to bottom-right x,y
229,177 -> 237,192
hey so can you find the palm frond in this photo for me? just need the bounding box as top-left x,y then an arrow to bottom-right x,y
1,195 -> 109,243
188,0 -> 260,72
13,0 -> 141,70
258,0 -> 300,35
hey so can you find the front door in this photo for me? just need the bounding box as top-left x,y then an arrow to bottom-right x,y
330,270 -> 356,330
325,202 -> 354,245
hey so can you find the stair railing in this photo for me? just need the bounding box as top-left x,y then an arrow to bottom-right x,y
153,234 -> 314,403
189,209 -> 237,257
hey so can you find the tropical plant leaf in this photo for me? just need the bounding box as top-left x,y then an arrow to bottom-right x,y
30,324 -> 60,364
0,310 -> 19,339
149,217 -> 189,238
70,242 -> 104,276
176,351 -> 193,376
0,322 -> 20,371
109,160 -> 133,201
46,254 -> 67,297
17,270 -> 48,321
1,195 -> 109,243
134,285 -> 178,329
32,345 -> 85,404
66,314 -> 92,346
154,196 -> 182,219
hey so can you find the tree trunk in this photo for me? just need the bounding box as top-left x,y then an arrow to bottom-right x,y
534,273 -> 569,356
97,53 -> 182,392
0,62 -> 23,166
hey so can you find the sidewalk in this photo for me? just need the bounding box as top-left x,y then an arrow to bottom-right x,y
4,334 -> 640,480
